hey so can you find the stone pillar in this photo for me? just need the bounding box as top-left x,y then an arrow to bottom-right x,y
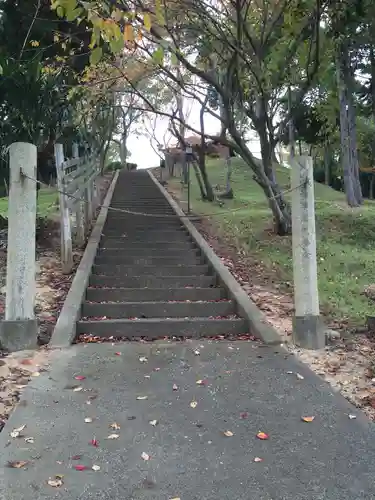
1,143 -> 38,351
291,156 -> 324,349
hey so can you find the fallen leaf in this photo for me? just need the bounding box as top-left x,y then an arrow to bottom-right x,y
172,383 -> 178,391
110,422 -> 120,430
107,434 -> 119,439
31,371 -> 40,377
115,352 -> 121,356
349,414 -> 357,420
7,460 -> 29,468
149,420 -> 158,426
73,386 -> 83,392
240,412 -> 248,419
190,400 -> 198,408
10,424 -> 26,438
21,359 -> 33,366
301,416 -> 315,423
84,417 -> 93,423
139,356 -> 148,363
24,437 -> 34,444
296,373 -> 304,380
256,432 -> 269,440
90,438 -> 98,447
154,367 -> 160,371
136,396 -> 148,400
47,475 -> 64,487
73,465 -> 87,471
71,455 -> 82,460
254,457 -> 263,462
92,465 -> 101,471
196,379 -> 208,386
75,376 -> 86,381
144,375 -> 151,379
141,452 -> 150,461
223,430 -> 234,437
286,371 -> 293,375
193,349 -> 200,355
169,497 -> 181,500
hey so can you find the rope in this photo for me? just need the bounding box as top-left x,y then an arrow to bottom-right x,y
20,170 -> 308,219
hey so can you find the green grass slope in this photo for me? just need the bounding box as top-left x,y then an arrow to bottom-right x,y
169,157 -> 375,327
0,187 -> 58,218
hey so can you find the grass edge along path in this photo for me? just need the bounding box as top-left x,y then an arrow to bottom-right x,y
167,158 -> 375,329
0,187 -> 58,219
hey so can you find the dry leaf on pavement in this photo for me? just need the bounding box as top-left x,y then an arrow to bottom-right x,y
7,460 -> 29,468
75,376 -> 86,381
10,424 -> 26,438
107,434 -> 120,439
190,400 -> 197,408
73,465 -> 88,471
223,430 -> 234,437
172,384 -> 178,391
301,416 -> 315,423
136,396 -> 148,400
149,420 -> 158,426
110,422 -> 120,430
84,417 -> 93,423
73,386 -> 83,392
47,475 -> 64,487
24,437 -> 34,444
92,465 -> 101,471
139,356 -> 148,363
254,457 -> 263,462
141,452 -> 150,461
256,431 -> 269,440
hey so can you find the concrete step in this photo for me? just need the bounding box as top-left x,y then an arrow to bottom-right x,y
89,275 -> 215,288
102,228 -> 188,235
92,264 -> 209,277
82,300 -> 235,318
76,317 -> 247,338
101,232 -> 190,241
94,254 -> 203,265
96,247 -> 200,258
99,241 -> 196,250
86,287 -> 225,302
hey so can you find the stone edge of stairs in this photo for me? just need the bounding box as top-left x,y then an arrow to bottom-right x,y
147,170 -> 282,346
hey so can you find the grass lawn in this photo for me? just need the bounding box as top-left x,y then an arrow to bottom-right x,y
0,187 -> 58,218
168,157 -> 375,327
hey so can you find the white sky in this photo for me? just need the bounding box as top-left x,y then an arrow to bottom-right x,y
127,99 -> 264,169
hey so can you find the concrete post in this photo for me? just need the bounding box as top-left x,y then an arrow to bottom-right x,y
72,142 -> 79,159
0,143 -> 38,351
84,176 -> 93,234
72,146 -> 85,247
291,156 -> 324,349
55,143 -> 74,274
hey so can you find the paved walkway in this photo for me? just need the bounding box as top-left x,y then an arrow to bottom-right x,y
1,340 -> 375,499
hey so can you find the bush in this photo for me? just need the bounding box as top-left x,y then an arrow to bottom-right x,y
127,162 -> 138,170
106,161 -> 123,171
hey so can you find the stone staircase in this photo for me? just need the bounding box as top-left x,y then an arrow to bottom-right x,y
77,170 -> 248,340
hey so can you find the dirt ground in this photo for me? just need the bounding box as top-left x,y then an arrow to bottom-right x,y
0,174 -> 112,430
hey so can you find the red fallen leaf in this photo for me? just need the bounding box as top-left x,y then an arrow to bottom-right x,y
75,376 -> 86,381
240,412 -> 248,419
71,455 -> 82,460
115,352 -> 121,356
20,359 -> 33,366
90,439 -> 98,447
73,465 -> 87,471
256,431 -> 269,440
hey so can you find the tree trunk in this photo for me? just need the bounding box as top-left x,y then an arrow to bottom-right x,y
324,146 -> 331,186
100,140 -> 110,175
197,92 -> 214,201
230,122 -> 292,235
336,43 -> 362,206
192,161 -> 207,199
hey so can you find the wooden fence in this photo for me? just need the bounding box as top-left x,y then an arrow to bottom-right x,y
54,143 -> 101,274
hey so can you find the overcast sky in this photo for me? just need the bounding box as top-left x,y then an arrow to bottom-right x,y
126,99 -> 264,169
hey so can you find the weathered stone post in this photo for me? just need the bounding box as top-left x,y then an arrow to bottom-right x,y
72,144 -> 85,247
0,143 -> 38,351
291,156 -> 324,349
55,143 -> 73,273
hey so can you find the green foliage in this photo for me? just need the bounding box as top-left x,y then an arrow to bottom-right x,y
106,161 -> 123,171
